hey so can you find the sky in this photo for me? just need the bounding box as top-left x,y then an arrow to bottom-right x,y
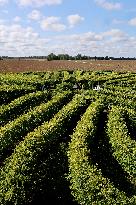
0,0 -> 136,57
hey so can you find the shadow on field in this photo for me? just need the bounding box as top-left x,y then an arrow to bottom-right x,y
88,110 -> 136,197
30,142 -> 78,205
25,103 -> 89,205
125,117 -> 136,141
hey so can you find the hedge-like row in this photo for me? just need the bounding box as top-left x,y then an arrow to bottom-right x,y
67,99 -> 135,205
107,106 -> 136,182
0,72 -> 48,86
101,88 -> 136,100
0,93 -> 89,205
105,78 -> 136,86
100,93 -> 136,110
125,109 -> 136,145
126,108 -> 136,131
98,88 -> 136,110
0,84 -> 37,105
102,86 -> 136,98
0,90 -> 50,126
104,73 -> 136,86
0,91 -> 72,162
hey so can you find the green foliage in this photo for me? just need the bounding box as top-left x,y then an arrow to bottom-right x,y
0,90 -> 50,126
0,91 -> 72,162
0,70 -> 136,205
126,109 -> 136,140
0,84 -> 36,105
68,99 -> 135,205
107,106 -> 136,181
0,93 -> 88,204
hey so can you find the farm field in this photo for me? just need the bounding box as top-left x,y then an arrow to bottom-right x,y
0,70 -> 136,205
0,59 -> 136,72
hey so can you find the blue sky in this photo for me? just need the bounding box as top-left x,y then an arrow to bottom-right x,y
0,0 -> 136,57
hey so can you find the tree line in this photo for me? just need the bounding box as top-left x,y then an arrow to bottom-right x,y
46,53 -> 136,61
0,54 -> 136,61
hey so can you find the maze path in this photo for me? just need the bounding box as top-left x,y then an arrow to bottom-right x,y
0,71 -> 136,205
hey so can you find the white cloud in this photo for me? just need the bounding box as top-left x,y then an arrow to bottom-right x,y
112,19 -> 125,25
0,23 -> 51,56
128,17 -> 136,26
40,16 -> 66,32
67,14 -> 84,28
52,29 -> 133,57
28,10 -> 42,21
0,0 -> 8,5
17,0 -> 63,7
13,16 -> 21,22
95,0 -> 122,10
102,29 -> 125,38
0,23 -> 135,57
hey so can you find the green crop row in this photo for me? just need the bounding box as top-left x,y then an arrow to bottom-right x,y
98,87 -> 136,110
0,91 -> 72,162
105,77 -> 136,86
126,109 -> 136,134
67,99 -> 135,205
105,84 -> 136,94
0,84 -> 37,105
0,72 -> 72,90
0,90 -> 50,126
99,93 -> 136,110
0,93 -> 89,205
107,106 -> 136,181
75,70 -> 135,82
0,72 -> 50,86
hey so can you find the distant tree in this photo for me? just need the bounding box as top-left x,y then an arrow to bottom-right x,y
58,54 -> 70,60
47,53 -> 56,61
64,54 -> 70,60
76,54 -> 82,60
105,56 -> 109,60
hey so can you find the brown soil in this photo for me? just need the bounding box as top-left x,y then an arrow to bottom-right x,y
0,59 -> 136,72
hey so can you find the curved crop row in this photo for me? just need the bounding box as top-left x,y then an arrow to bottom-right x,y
67,99 -> 135,205
99,93 -> 136,110
0,90 -> 50,126
126,109 -> 136,131
0,84 -> 37,105
0,91 -> 72,162
103,84 -> 136,95
0,93 -> 89,205
0,71 -> 135,205
0,72 -> 51,87
107,106 -> 136,181
98,88 -> 136,110
124,108 -> 136,144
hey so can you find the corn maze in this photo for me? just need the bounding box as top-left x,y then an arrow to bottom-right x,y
0,70 -> 136,205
